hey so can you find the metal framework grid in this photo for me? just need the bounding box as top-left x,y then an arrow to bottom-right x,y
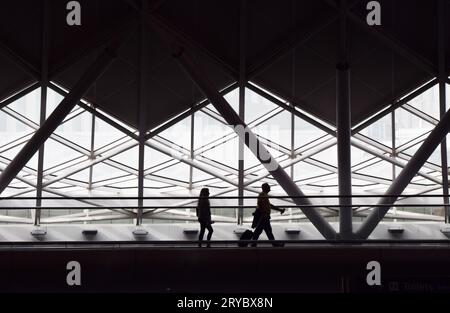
0,0 -> 448,240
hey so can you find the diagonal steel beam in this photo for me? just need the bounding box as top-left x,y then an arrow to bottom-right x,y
0,26 -> 134,195
356,106 -> 450,238
156,39 -> 337,239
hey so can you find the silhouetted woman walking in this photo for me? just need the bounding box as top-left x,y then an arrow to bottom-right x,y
196,188 -> 213,247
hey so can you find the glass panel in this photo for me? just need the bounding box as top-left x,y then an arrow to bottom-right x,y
295,117 -> 329,149
158,113 -> 191,150
54,110 -> 92,150
395,108 -> 434,146
360,114 -> 392,147
246,88 -> 279,122
408,84 -> 440,119
94,115 -> 131,151
6,88 -> 41,123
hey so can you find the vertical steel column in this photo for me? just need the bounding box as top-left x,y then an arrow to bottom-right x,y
237,0 -> 246,225
167,49 -> 337,239
391,49 -> 397,221
0,36 -> 124,195
85,111 -> 96,223
290,104 -> 295,180
391,110 -> 397,221
88,113 -> 96,192
188,111 -> 195,190
391,111 -> 396,179
35,0 -> 49,226
438,0 -> 449,223
289,1 -> 296,222
137,138 -> 145,227
188,110 -> 195,221
289,103 -> 295,221
337,0 -> 352,238
137,3 -> 148,226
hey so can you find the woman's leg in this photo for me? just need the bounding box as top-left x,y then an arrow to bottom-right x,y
199,222 -> 206,247
206,224 -> 213,241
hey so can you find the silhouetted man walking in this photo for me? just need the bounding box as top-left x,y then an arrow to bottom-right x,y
251,183 -> 285,247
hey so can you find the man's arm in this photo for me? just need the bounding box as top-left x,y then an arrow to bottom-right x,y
270,204 -> 285,214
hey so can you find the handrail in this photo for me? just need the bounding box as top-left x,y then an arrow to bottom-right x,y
0,194 -> 449,200
0,203 -> 449,210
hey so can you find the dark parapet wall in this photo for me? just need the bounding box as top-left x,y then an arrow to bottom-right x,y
1,245 -> 450,293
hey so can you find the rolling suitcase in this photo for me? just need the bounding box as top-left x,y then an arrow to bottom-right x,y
238,229 -> 254,247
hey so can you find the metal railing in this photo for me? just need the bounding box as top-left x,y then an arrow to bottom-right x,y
0,194 -> 449,245
0,194 -> 448,224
